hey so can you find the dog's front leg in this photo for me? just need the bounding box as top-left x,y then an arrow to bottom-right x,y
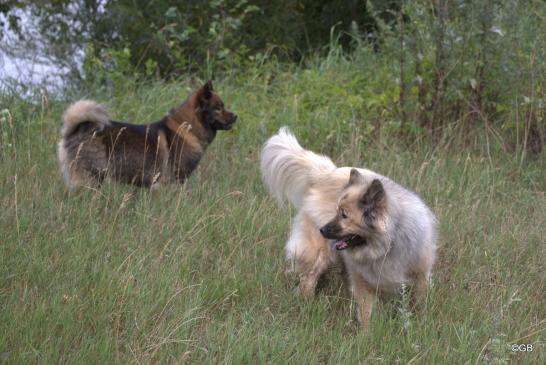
348,270 -> 376,329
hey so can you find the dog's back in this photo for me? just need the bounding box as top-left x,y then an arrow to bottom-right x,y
261,127 -> 336,208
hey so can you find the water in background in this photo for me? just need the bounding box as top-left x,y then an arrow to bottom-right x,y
0,51 -> 66,89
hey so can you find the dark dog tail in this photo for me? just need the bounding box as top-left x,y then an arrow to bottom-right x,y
61,100 -> 110,137
261,127 -> 336,209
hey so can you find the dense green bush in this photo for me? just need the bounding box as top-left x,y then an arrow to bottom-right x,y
1,0 -> 544,151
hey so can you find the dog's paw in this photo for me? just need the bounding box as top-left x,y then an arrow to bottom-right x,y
345,319 -> 369,334
298,284 -> 316,300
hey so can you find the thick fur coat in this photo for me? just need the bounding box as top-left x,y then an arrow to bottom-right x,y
58,81 -> 236,190
261,127 -> 437,328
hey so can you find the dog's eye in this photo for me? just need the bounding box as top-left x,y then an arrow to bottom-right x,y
340,209 -> 348,219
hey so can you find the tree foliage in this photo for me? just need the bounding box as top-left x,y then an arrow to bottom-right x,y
1,0 -> 394,77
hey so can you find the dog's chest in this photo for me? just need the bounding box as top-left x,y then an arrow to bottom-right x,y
343,252 -> 407,293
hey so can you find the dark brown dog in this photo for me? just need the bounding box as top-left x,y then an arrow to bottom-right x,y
58,81 -> 236,189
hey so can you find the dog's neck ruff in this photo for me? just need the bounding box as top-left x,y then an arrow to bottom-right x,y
166,116 -> 215,147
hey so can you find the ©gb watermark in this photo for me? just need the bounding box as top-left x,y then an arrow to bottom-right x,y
511,344 -> 533,352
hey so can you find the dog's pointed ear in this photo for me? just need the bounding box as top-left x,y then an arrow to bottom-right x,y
360,179 -> 385,208
203,80 -> 213,99
348,168 -> 365,186
196,80 -> 213,105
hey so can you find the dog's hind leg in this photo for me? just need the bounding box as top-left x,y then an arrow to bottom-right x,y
409,249 -> 434,310
298,252 -> 330,299
409,270 -> 429,311
286,212 -> 332,299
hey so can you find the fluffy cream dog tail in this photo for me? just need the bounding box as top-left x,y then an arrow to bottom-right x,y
261,127 -> 336,209
60,100 -> 110,137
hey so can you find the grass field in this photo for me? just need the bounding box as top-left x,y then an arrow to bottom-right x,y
1,69 -> 545,364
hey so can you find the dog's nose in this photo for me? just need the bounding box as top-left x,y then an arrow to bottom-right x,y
319,227 -> 327,236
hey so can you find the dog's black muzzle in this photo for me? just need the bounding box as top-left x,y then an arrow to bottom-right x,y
319,225 -> 338,239
222,114 -> 237,130
211,114 -> 237,131
320,224 -> 367,251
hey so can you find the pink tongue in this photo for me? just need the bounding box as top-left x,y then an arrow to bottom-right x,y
334,240 -> 349,250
